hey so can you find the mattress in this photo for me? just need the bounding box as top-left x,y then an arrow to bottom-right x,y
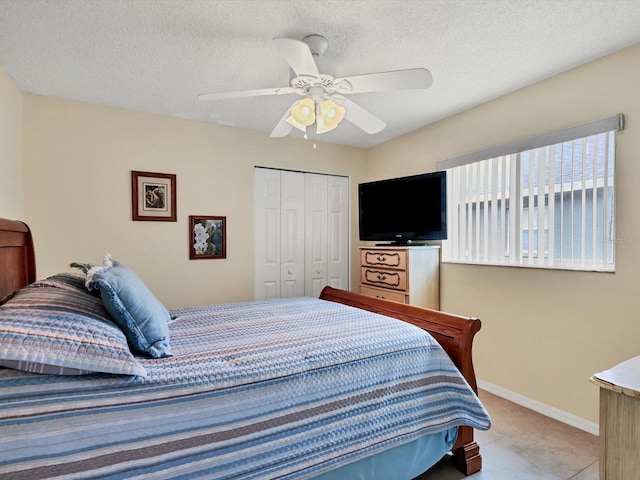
0,296 -> 490,479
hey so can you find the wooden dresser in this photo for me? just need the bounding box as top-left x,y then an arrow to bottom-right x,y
358,246 -> 440,310
592,357 -> 640,480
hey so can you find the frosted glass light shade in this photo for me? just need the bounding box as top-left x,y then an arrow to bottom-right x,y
316,100 -> 345,134
286,98 -> 315,132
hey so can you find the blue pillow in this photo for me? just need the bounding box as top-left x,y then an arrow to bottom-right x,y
86,256 -> 172,358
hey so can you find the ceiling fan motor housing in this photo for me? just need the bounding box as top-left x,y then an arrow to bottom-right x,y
302,34 -> 328,57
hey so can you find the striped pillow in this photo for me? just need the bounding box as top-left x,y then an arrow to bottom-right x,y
0,274 -> 147,377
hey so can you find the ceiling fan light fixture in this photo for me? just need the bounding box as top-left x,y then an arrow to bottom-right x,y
287,98 -> 315,131
316,99 -> 345,134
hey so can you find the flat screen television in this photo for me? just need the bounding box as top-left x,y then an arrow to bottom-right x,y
358,171 -> 447,244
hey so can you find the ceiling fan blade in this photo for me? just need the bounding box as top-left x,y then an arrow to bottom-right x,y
340,97 -> 386,134
337,68 -> 433,94
272,37 -> 319,77
198,87 -> 296,101
270,105 -> 295,138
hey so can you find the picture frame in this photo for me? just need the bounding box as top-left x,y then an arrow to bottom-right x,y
131,171 -> 177,222
189,215 -> 227,260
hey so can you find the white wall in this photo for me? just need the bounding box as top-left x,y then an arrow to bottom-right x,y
365,43 -> 640,426
0,65 -> 23,220
22,95 -> 367,308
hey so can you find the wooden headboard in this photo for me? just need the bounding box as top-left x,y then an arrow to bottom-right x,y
0,218 -> 36,304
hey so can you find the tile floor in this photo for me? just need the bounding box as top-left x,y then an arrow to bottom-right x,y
415,390 -> 599,479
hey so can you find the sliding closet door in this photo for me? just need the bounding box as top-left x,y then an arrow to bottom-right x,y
254,167 -> 349,300
254,168 -> 281,300
280,171 -> 305,297
327,175 -> 350,290
304,174 -> 349,296
304,173 -> 328,297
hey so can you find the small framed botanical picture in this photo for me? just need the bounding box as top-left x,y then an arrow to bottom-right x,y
131,171 -> 177,221
189,216 -> 226,259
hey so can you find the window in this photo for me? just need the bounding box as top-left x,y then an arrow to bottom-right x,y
438,115 -> 623,272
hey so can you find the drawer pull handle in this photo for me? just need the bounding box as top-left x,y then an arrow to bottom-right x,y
377,274 -> 386,281
287,270 -> 293,275
377,256 -> 386,262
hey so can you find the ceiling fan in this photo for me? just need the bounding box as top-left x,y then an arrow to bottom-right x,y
198,34 -> 433,138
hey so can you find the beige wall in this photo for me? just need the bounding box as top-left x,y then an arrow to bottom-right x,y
22,95 -> 367,308
0,65 -> 23,220
366,43 -> 640,425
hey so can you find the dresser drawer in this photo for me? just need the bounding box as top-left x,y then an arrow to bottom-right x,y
360,285 -> 407,303
360,249 -> 407,270
360,267 -> 407,291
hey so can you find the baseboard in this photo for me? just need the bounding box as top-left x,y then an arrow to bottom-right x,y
477,379 -> 599,436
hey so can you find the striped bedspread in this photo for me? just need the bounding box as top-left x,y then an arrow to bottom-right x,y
0,297 -> 490,479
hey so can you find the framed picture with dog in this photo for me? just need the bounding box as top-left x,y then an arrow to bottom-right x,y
131,171 -> 177,222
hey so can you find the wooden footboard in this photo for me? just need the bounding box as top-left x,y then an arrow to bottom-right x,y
319,286 -> 483,475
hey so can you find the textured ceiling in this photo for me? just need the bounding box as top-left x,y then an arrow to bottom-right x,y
1,0 -> 640,149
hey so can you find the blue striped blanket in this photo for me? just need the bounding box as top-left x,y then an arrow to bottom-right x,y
0,297 -> 490,479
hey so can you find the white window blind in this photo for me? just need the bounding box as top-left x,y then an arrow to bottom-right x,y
438,115 -> 623,272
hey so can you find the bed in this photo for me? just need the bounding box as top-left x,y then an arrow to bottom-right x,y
0,218 -> 490,479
